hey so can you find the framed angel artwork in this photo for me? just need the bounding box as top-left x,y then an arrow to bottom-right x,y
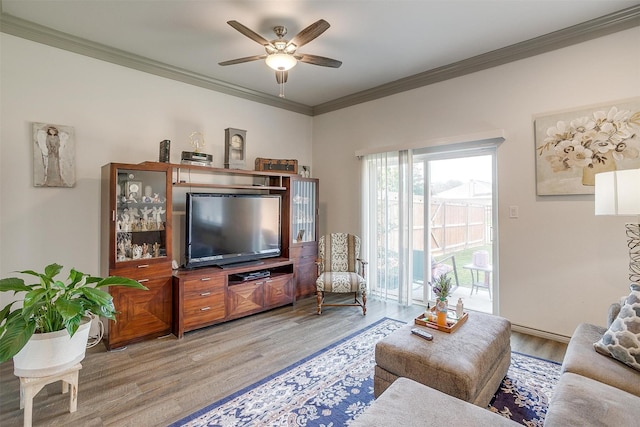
33,122 -> 76,187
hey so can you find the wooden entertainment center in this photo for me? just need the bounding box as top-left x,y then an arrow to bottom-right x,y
172,258 -> 294,338
101,161 -> 318,349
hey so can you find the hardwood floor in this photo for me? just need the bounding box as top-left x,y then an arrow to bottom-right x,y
0,296 -> 567,426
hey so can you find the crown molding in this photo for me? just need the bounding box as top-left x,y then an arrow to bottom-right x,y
313,5 -> 640,116
0,13 -> 313,116
2,5 -> 638,117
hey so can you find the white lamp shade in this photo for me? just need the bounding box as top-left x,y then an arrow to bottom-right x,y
265,53 -> 297,71
595,169 -> 640,216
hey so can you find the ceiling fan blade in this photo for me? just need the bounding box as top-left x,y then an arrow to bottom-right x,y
219,54 -> 266,66
275,70 -> 288,84
288,19 -> 330,49
297,54 -> 342,68
227,20 -> 271,46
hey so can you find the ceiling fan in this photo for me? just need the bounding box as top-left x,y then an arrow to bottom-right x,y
219,19 -> 342,97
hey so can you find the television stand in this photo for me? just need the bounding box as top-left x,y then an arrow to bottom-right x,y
219,260 -> 265,269
172,258 -> 294,338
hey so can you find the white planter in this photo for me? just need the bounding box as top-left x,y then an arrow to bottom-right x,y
13,318 -> 91,377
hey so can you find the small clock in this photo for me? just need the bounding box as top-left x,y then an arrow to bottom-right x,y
224,128 -> 246,169
126,181 -> 142,201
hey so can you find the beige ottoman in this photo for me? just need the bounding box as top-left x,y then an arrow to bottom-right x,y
374,311 -> 511,406
351,377 -> 520,427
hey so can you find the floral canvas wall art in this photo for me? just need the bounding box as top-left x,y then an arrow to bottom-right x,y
33,122 -> 76,187
535,98 -> 640,195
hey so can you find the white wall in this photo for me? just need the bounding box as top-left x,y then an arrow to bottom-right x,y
312,27 -> 640,337
0,34 -> 312,307
3,28 -> 639,338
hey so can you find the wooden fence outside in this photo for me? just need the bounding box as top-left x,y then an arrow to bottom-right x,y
412,200 -> 491,255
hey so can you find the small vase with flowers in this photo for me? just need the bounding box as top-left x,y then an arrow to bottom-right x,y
431,274 -> 453,326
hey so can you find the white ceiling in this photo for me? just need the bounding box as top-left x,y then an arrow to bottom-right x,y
2,1 -> 639,113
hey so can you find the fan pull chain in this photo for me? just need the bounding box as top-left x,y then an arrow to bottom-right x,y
279,71 -> 286,98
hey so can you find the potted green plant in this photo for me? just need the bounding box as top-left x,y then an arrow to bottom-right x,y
0,263 -> 147,376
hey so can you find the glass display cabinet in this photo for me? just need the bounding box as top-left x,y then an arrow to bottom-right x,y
282,176 -> 319,298
100,162 -> 173,350
291,178 -> 317,245
113,167 -> 170,264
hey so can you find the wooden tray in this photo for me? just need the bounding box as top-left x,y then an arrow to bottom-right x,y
415,310 -> 468,333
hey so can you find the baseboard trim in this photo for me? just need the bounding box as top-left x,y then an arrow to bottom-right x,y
512,324 -> 571,344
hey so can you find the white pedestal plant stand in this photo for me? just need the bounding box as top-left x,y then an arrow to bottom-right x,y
19,363 -> 82,427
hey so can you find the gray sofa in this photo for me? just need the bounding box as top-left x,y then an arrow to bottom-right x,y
544,321 -> 640,426
353,304 -> 640,426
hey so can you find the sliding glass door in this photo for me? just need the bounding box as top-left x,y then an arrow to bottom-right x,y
363,146 -> 497,314
417,153 -> 495,313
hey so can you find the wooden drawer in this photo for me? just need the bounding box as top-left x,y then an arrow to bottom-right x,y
289,244 -> 317,261
183,275 -> 225,297
181,275 -> 226,330
110,262 -> 172,281
289,246 -> 318,259
297,253 -> 317,268
183,293 -> 225,329
264,275 -> 294,307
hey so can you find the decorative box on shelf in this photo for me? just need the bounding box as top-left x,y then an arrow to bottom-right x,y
255,157 -> 298,174
415,309 -> 468,333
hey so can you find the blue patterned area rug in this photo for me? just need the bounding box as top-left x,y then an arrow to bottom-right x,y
170,318 -> 561,427
488,352 -> 562,426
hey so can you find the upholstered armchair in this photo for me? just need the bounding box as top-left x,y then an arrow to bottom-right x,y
316,233 -> 367,315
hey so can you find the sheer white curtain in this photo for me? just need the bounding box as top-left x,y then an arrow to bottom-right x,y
362,150 -> 412,306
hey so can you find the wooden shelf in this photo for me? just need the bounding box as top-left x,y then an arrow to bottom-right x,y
171,162 -> 288,176
166,162 -> 294,191
172,182 -> 286,191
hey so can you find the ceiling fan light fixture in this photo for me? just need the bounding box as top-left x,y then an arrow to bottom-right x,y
265,53 -> 297,71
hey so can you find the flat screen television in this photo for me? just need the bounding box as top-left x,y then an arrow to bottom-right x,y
184,193 -> 282,269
